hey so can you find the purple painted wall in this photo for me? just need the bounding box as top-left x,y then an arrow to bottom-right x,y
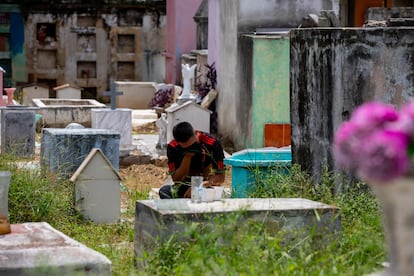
165,0 -> 202,85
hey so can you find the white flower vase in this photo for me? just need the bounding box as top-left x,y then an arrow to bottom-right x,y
370,177 -> 414,275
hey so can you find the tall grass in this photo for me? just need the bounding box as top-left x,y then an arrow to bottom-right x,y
5,152 -> 385,275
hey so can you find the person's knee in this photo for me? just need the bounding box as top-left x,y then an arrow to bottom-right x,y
159,185 -> 172,199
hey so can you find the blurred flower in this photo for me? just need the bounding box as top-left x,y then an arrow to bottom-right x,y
332,101 -> 414,183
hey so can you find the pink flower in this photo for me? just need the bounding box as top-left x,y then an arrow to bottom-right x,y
390,101 -> 414,137
332,121 -> 364,171
357,130 -> 410,183
350,102 -> 398,130
332,101 -> 414,183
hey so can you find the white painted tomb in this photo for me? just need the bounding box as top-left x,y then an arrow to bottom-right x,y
54,83 -> 81,99
165,100 -> 212,143
70,148 -> 121,224
91,108 -> 135,156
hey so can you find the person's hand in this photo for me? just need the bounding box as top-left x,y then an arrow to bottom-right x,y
184,151 -> 196,158
184,188 -> 192,198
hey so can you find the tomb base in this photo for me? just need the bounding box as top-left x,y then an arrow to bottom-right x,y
0,222 -> 111,275
134,198 -> 341,265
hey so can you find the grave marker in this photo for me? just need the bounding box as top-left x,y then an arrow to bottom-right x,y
104,82 -> 123,110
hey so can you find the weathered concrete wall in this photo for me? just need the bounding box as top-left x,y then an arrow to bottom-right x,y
24,7 -> 165,99
290,27 -> 414,184
216,0 -> 340,149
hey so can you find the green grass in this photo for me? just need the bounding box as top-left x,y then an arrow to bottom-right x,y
5,152 -> 386,275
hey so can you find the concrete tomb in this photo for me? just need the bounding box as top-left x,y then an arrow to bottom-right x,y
134,198 -> 341,263
91,108 -> 135,156
0,222 -> 111,275
40,128 -> 120,178
115,81 -> 157,109
70,148 -> 121,223
165,100 -> 212,143
54,83 -> 81,99
1,107 -> 37,157
21,84 -> 49,106
32,98 -> 106,128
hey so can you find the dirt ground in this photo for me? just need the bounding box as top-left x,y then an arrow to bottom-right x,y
118,122 -> 232,202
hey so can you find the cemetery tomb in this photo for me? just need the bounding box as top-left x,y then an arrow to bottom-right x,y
0,222 -> 111,275
91,108 -> 135,156
32,98 -> 106,128
1,107 -> 37,157
71,148 -> 121,223
40,128 -> 120,178
134,198 -> 341,263
53,83 -> 81,99
165,101 -> 212,143
224,147 -> 292,197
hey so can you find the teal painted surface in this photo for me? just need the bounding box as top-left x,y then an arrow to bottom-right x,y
251,35 -> 290,148
9,11 -> 27,85
0,5 -> 26,87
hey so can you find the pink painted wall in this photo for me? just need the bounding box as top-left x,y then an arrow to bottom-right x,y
165,0 -> 202,85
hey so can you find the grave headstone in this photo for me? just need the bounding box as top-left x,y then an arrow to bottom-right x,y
40,128 -> 120,178
165,101 -> 212,143
1,107 -> 38,157
54,84 -> 81,99
21,84 -> 49,106
70,148 -> 121,223
135,198 -> 341,264
91,108 -> 135,156
0,222 -> 111,275
103,82 -> 123,110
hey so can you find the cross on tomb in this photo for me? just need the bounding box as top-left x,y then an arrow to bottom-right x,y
104,82 -> 123,110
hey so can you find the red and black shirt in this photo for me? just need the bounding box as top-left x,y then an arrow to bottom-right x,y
167,130 -> 226,183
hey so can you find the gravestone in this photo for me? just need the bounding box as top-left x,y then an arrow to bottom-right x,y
21,84 -> 49,106
0,222 -> 111,275
54,84 -> 81,99
91,108 -> 135,156
40,128 -> 120,178
134,198 -> 341,263
103,82 -> 123,110
1,107 -> 38,157
70,148 -> 121,223
165,101 -> 212,143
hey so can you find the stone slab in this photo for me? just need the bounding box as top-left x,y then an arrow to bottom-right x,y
134,198 -> 341,262
91,108 -> 135,155
0,222 -> 111,275
40,128 -> 120,178
1,107 -> 37,157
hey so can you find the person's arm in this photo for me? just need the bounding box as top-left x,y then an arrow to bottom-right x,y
205,172 -> 225,187
171,152 -> 195,182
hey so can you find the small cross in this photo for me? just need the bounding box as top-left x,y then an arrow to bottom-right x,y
104,81 -> 123,110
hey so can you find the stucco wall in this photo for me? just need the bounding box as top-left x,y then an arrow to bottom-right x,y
290,27 -> 414,185
216,0 -> 340,149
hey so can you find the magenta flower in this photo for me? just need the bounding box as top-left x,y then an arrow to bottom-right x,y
390,100 -> 414,137
357,130 -> 410,183
332,101 -> 414,183
350,102 -> 398,130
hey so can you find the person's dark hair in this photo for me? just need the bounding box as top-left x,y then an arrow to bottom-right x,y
173,121 -> 194,142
